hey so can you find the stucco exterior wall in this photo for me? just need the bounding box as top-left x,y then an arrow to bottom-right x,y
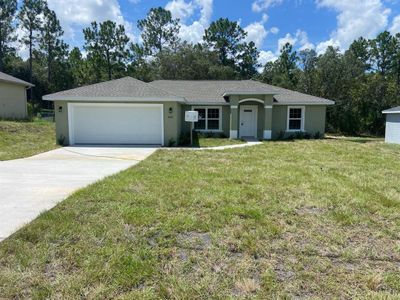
385,114 -> 400,144
0,82 -> 28,119
53,101 -> 182,146
52,99 -> 329,146
271,105 -> 327,139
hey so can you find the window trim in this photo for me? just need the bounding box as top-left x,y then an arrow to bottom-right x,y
191,106 -> 223,132
286,106 -> 305,132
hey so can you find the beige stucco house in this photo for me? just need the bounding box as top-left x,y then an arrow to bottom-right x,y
43,77 -> 334,146
0,72 -> 34,119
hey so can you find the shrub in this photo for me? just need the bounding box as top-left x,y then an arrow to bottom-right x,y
178,132 -> 191,146
57,134 -> 66,146
314,131 -> 323,139
167,139 -> 176,147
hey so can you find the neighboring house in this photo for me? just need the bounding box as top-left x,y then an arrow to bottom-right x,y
383,107 -> 400,144
0,72 -> 34,119
43,77 -> 334,146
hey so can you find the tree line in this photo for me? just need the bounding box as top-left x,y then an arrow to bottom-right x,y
1,0 -> 400,135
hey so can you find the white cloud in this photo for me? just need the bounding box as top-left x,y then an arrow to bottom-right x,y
316,0 -> 390,52
244,22 -> 268,48
390,15 -> 400,34
315,38 -> 340,54
46,0 -> 136,43
167,0 -> 213,44
252,0 -> 283,13
244,15 -> 269,48
270,27 -> 279,34
296,30 -> 315,50
259,50 -> 278,65
277,30 -> 314,52
165,0 -> 195,22
278,33 -> 297,51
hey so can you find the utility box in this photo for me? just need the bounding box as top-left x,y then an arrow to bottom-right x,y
185,111 -> 199,123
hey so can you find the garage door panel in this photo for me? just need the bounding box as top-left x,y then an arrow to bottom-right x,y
69,104 -> 163,145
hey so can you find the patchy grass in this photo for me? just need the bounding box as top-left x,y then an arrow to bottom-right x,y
197,136 -> 246,148
1,139 -> 400,298
0,120 -> 58,161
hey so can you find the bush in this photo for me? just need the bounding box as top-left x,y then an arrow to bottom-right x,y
275,131 -> 285,140
178,132 -> 191,146
314,132 -> 323,139
57,134 -> 66,146
167,139 -> 176,147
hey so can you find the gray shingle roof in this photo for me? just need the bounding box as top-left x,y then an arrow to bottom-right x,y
0,71 -> 34,87
43,77 -> 334,105
382,106 -> 400,114
150,80 -> 334,105
43,77 -> 183,101
150,80 -> 279,104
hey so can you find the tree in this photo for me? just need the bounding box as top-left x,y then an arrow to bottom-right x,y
273,43 -> 298,89
393,33 -> 400,91
370,31 -> 396,76
348,37 -> 371,71
0,0 -> 17,71
68,47 -> 90,86
298,49 -> 317,94
154,42 -> 237,80
259,61 -> 275,84
237,41 -> 260,79
137,7 -> 180,55
203,18 -> 247,67
127,43 -> 154,82
18,0 -> 46,84
83,20 -> 130,81
39,7 -> 68,84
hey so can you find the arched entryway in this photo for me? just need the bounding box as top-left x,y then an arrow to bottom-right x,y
238,99 -> 264,139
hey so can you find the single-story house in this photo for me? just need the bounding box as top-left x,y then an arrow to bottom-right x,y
43,77 -> 334,146
383,106 -> 400,144
0,71 -> 34,119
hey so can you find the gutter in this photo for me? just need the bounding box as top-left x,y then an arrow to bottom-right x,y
42,96 -> 187,103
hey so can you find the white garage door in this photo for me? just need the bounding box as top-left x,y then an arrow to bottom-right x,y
68,103 -> 163,145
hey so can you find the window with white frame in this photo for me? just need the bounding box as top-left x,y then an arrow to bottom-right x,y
193,107 -> 222,131
287,106 -> 305,131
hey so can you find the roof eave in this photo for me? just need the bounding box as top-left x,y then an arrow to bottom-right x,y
273,101 -> 335,106
42,95 -> 186,103
382,111 -> 400,114
0,79 -> 34,88
223,91 -> 278,97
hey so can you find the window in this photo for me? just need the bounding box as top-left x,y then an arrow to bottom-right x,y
287,106 -> 305,131
193,107 -> 222,131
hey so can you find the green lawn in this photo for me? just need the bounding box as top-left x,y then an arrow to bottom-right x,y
197,136 -> 246,147
1,139 -> 400,298
0,120 -> 58,161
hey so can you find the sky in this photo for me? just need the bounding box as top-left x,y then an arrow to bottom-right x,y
18,0 -> 400,65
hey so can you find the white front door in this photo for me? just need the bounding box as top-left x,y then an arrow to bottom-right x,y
240,105 -> 257,138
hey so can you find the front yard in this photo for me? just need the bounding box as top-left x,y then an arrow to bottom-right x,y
1,139 -> 400,298
0,120 -> 58,161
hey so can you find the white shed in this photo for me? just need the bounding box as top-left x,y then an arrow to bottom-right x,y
383,106 -> 400,144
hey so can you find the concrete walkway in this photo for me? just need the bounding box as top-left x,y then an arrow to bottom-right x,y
0,146 -> 156,241
164,140 -> 263,151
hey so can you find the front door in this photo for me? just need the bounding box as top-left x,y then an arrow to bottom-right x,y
240,105 -> 257,138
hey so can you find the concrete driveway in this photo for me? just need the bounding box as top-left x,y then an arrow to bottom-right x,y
0,146 -> 157,241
